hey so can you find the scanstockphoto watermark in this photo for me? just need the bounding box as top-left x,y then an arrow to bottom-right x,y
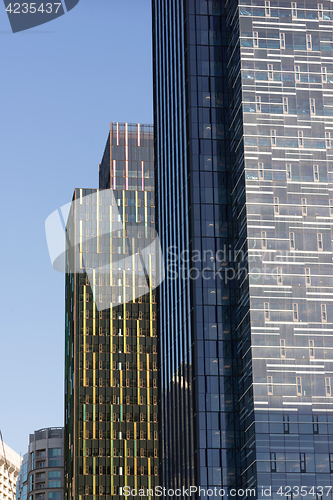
45,189 -> 165,311
122,486 -> 257,498
166,245 -> 293,284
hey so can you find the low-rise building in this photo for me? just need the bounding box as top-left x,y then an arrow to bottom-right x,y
16,428 -> 64,500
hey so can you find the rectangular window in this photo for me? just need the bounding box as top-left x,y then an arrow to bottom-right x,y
326,377 -> 331,396
326,132 -> 331,148
309,339 -> 315,358
329,454 -> 333,473
259,162 -> 264,179
289,232 -> 295,250
293,303 -> 299,321
277,267 -> 283,285
256,95 -> 261,112
268,63 -> 273,81
322,67 -> 327,83
317,233 -> 323,251
283,414 -> 290,434
264,302 -> 270,320
329,200 -> 333,216
291,1 -> 297,17
310,98 -> 316,115
253,31 -> 259,47
270,452 -> 277,472
297,376 -> 302,395
318,3 -> 324,19
305,268 -> 311,286
283,97 -> 288,114
265,1 -> 271,16
280,33 -> 285,49
292,2 -> 300,18
295,65 -> 301,82
286,163 -> 292,180
300,453 -> 306,473
313,414 -> 319,434
48,471 -> 61,480
313,164 -> 319,182
306,34 -> 312,50
274,197 -> 279,214
271,129 -> 276,146
321,304 -> 327,322
48,494 -> 62,500
267,376 -> 273,395
301,198 -> 307,215
298,130 -> 304,147
262,230 -> 267,249
280,338 -> 286,357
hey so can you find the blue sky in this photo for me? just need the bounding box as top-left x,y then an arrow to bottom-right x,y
0,0 -> 153,456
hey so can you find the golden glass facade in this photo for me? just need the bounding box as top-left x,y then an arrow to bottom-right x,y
64,123 -> 159,500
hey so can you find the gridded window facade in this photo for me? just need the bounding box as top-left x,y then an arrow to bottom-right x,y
153,0 -> 333,496
65,124 -> 159,499
231,0 -> 333,493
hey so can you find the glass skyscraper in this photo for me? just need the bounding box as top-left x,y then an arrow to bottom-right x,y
64,123 -> 159,499
153,0 -> 333,497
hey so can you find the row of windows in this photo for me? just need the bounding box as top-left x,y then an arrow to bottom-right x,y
79,344 -> 156,355
264,302 -> 328,321
82,310 -> 157,321
79,195 -> 154,207
82,448 -> 158,459
84,360 -> 157,371
82,430 -> 158,442
279,339 -> 316,358
257,162 -> 330,182
83,379 -> 159,393
84,277 -> 156,288
34,493 -> 62,500
252,1 -> 327,19
82,342 -> 157,355
80,304 -> 156,321
84,361 -> 158,371
79,394 -> 160,405
83,292 -> 156,304
83,466 -> 158,477
267,376 -> 332,396
81,483 -> 158,496
273,267 -> 323,287
268,452 -> 333,473
81,414 -> 158,427
270,129 -> 331,147
253,32 -> 325,52
262,196 -> 327,215
254,96 -> 325,115
261,231 -> 327,251
243,66 -> 331,83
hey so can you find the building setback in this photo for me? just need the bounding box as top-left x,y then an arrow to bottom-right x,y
64,123 -> 159,499
16,428 -> 64,500
153,0 -> 333,496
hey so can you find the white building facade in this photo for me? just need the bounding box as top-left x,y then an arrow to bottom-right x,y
0,442 -> 22,500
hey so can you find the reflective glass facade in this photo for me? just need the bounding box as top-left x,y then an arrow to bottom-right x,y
64,123 -> 159,499
153,0 -> 333,497
153,0 -> 232,492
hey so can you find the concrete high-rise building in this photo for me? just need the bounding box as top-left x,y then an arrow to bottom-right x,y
16,428 -> 64,500
153,0 -> 333,496
64,123 -> 159,499
0,442 -> 21,500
